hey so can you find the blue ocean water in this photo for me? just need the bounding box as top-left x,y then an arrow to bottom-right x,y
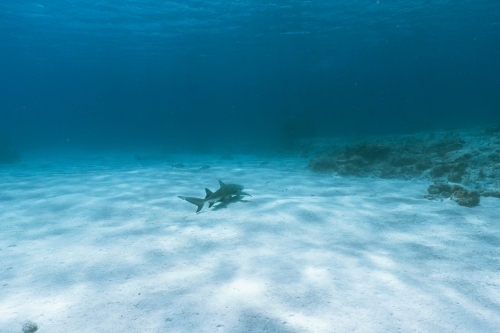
1,0 -> 499,153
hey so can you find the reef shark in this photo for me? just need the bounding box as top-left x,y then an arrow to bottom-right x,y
178,180 -> 251,213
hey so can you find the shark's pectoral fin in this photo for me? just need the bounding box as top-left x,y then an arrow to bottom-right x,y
209,202 -> 215,208
240,191 -> 252,197
179,196 -> 205,213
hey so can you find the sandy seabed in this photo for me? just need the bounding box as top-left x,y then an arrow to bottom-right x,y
1,153 -> 499,333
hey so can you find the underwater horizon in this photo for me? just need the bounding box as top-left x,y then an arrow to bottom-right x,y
2,2 -> 500,332
1,0 -> 500,153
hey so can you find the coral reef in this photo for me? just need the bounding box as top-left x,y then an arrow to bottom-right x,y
450,185 -> 480,207
425,181 -> 452,200
482,190 -> 500,198
308,139 -> 430,179
425,182 -> 480,207
307,128 -> 500,207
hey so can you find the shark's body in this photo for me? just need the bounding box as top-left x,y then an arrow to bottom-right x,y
211,195 -> 250,210
178,180 -> 251,212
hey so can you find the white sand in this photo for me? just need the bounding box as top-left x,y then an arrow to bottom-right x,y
1,154 -> 499,333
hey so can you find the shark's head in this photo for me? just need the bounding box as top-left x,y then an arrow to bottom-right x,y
218,181 -> 251,197
232,184 -> 251,197
227,184 -> 244,195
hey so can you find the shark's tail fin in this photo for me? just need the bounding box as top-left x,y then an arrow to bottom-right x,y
178,196 -> 205,213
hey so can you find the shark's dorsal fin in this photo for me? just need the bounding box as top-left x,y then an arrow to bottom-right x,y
218,180 -> 226,187
205,188 -> 213,198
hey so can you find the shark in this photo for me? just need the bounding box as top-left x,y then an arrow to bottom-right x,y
178,180 -> 251,213
211,195 -> 250,210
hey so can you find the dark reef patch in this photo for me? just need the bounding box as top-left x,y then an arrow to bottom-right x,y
426,181 -> 452,199
450,185 -> 480,207
306,128 -> 500,207
425,182 -> 480,207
